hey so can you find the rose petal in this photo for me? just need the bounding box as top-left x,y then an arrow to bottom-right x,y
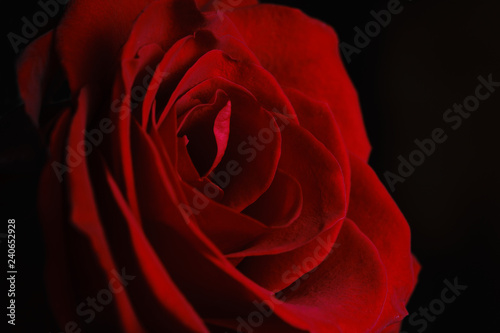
179,182 -> 271,254
38,110 -> 75,327
284,87 -> 351,198
177,90 -> 231,177
237,222 -> 342,292
55,0 -> 155,92
158,77 -> 282,211
347,153 -> 420,330
65,88 -> 146,333
121,0 -> 205,77
158,49 -> 296,127
197,0 -> 258,12
381,321 -> 403,333
142,31 -> 218,128
146,111 -> 275,255
213,104 -> 281,211
228,119 -> 346,257
96,161 -> 209,332
142,28 -> 262,128
128,120 -> 310,332
17,31 -> 57,125
177,135 -> 208,183
277,219 -> 387,333
227,4 -> 371,160
242,170 -> 303,228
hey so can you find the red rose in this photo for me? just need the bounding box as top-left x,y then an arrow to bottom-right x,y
17,0 -> 419,332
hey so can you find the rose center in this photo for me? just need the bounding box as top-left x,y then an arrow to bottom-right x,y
177,91 -> 231,177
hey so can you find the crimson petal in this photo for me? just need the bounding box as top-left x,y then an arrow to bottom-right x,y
347,154 -> 420,330
228,120 -> 346,257
227,4 -> 371,160
277,219 -> 387,333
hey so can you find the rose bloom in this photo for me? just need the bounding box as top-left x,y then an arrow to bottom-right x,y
17,0 -> 419,332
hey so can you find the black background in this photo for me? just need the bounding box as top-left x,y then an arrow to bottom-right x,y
1,0 -> 499,332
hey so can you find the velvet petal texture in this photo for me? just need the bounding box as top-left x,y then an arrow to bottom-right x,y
17,0 -> 419,331
226,5 -> 371,160
347,154 -> 420,330
55,0 -> 154,92
277,219 -> 388,333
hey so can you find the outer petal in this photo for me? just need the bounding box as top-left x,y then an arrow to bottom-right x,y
16,31 -> 57,125
38,109 -> 74,328
277,219 -> 388,333
226,4 -> 371,160
237,222 -> 342,292
347,154 -> 420,331
93,159 -> 209,332
54,0 -> 156,92
64,88 -> 147,333
121,0 -> 205,72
